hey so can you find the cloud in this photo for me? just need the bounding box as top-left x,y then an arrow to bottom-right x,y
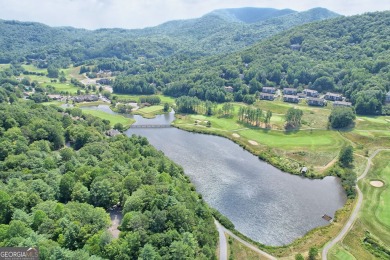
0,0 -> 388,29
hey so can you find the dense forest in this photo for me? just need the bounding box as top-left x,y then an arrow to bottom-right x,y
0,88 -> 217,259
109,11 -> 390,115
0,8 -> 338,63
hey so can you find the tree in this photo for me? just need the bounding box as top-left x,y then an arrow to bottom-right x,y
339,145 -> 354,167
139,244 -> 161,260
113,123 -> 124,132
329,107 -> 356,129
309,247 -> 318,260
265,110 -> 273,126
311,76 -> 335,92
90,179 -> 118,209
71,182 -> 90,203
0,190 -> 11,224
285,108 -> 303,129
295,253 -> 304,260
47,66 -> 59,78
59,174 -> 75,203
163,103 -> 170,112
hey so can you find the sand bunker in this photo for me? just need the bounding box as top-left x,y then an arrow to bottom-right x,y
370,180 -> 384,187
248,140 -> 258,146
232,133 -> 240,138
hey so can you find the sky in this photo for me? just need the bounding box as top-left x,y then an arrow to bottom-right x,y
0,0 -> 389,30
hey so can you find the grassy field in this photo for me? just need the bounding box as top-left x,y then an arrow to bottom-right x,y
81,108 -> 135,128
133,105 -> 164,118
328,244 -> 356,260
174,109 -> 345,171
227,235 -> 263,260
113,93 -> 175,104
22,64 -> 47,73
0,64 -> 10,70
329,151 -> 390,259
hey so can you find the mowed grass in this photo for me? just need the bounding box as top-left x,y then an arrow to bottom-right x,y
329,245 -> 356,260
337,151 -> 390,259
355,115 -> 390,130
48,82 -> 79,94
81,109 -> 135,128
22,64 -> 47,73
365,151 -> 390,229
133,105 -> 164,118
0,64 -> 10,70
113,94 -> 175,104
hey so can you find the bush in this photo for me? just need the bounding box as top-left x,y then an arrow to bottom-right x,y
329,107 -> 356,129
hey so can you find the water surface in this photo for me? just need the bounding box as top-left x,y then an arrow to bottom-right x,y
85,106 -> 347,246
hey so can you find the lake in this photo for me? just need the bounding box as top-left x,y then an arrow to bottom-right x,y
84,105 -> 347,246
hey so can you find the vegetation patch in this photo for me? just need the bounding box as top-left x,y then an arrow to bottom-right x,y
81,108 -> 135,128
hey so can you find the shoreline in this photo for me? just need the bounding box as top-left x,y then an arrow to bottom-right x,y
170,118 -> 356,257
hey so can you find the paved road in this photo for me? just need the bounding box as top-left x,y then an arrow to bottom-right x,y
214,220 -> 276,260
214,220 -> 228,260
322,149 -> 389,260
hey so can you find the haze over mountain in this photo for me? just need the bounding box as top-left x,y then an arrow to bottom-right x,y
0,7 -> 340,63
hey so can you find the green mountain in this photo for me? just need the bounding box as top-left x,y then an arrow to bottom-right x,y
114,11 -> 390,115
0,7 -> 339,63
210,7 -> 296,23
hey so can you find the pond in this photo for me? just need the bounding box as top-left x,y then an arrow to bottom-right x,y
84,105 -> 347,246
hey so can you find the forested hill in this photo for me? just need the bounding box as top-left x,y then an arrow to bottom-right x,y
0,7 -> 339,63
0,97 -> 218,258
124,11 -> 389,115
209,7 -> 296,23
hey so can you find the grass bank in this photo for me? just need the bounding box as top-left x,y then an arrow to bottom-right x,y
173,114 -> 346,176
133,105 -> 164,118
81,109 -> 135,129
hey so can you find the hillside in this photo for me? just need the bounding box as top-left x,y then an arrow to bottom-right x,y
0,7 -> 339,63
210,7 -> 296,23
117,11 -> 390,115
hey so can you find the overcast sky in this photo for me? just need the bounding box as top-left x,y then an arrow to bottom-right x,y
0,0 -> 389,29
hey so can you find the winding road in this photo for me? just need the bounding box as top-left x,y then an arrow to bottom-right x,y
322,149 -> 389,260
214,220 -> 276,260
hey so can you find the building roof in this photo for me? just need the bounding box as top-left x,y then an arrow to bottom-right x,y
284,95 -> 299,99
333,101 -> 352,106
326,92 -> 342,97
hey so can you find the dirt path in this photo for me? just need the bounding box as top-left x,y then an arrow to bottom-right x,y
108,209 -> 122,239
322,149 -> 390,260
214,219 -> 276,260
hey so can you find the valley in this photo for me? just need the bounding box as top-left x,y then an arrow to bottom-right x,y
0,5 -> 389,260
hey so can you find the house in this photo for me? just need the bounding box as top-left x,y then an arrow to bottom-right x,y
96,70 -> 112,78
307,97 -> 326,106
48,94 -> 62,100
224,86 -> 234,93
96,78 -> 112,85
106,129 -> 121,137
259,93 -> 275,101
261,87 -> 276,94
73,95 -> 99,103
283,88 -> 297,95
297,93 -> 306,99
333,101 -> 352,107
386,91 -> 390,103
283,95 -> 299,103
290,44 -> 301,51
303,89 -> 319,97
325,92 -> 343,101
